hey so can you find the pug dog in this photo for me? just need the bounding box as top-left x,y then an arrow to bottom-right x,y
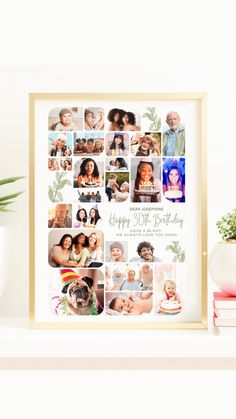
62,276 -> 98,315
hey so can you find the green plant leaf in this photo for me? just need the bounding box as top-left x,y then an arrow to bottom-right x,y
0,208 -> 13,212
57,180 -> 68,189
48,188 -> 54,202
0,191 -> 24,202
0,177 -> 25,186
64,179 -> 72,186
53,181 -> 58,189
57,191 -> 63,201
165,244 -> 177,253
154,119 -> 161,130
0,201 -> 15,206
56,172 -> 62,182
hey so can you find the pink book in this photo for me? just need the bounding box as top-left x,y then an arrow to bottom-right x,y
213,292 -> 236,309
213,311 -> 236,327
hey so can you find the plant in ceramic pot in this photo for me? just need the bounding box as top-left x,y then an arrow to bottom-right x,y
0,177 -> 24,297
209,209 -> 236,296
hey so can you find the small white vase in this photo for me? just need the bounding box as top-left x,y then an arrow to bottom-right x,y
0,226 -> 6,298
209,241 -> 236,296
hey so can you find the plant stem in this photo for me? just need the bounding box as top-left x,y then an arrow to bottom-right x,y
52,173 -> 63,202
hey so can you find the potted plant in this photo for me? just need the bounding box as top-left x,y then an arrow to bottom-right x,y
0,177 -> 24,297
209,209 -> 236,296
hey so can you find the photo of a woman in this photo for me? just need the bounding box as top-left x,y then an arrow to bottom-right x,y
121,111 -> 140,131
88,207 -> 102,227
163,158 -> 185,203
74,208 -> 88,228
49,234 -> 77,268
106,133 -> 129,156
107,108 -> 123,131
76,158 -> 103,188
70,233 -> 89,267
84,232 -> 103,267
131,158 -> 161,203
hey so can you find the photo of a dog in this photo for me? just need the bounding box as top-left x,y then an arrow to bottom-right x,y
50,268 -> 104,316
62,276 -> 98,315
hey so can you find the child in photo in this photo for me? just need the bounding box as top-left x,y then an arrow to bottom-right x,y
50,108 -> 78,131
105,267 -> 124,291
113,181 -> 129,203
94,139 -> 104,154
112,268 -> 125,286
105,173 -> 119,201
108,292 -> 153,315
108,160 -> 117,171
48,158 -> 59,171
108,241 -> 126,262
158,280 -> 182,315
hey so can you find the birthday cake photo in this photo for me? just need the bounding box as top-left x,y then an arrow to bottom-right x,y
164,190 -> 183,199
159,300 -> 182,314
136,184 -> 159,194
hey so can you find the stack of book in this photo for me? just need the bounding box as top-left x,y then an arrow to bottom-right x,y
213,292 -> 236,327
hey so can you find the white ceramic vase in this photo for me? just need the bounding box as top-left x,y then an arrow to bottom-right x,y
0,226 -> 6,298
209,241 -> 236,296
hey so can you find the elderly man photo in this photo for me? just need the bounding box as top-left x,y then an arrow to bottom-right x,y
48,204 -> 72,228
163,111 -> 185,156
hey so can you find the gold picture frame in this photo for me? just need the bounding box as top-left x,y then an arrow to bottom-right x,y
29,93 -> 207,329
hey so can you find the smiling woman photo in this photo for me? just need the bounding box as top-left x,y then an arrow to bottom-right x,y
49,234 -> 77,267
77,158 -> 102,187
84,232 -> 103,267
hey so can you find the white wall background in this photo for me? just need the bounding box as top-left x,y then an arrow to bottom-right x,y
0,1 -> 236,417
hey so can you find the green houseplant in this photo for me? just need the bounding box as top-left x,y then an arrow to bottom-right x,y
216,208 -> 236,241
0,177 -> 24,212
209,208 -> 236,296
0,176 -> 24,297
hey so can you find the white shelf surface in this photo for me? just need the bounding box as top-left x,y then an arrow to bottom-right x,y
1,317 -> 236,369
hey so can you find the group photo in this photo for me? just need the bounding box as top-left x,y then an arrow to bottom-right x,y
48,229 -> 104,268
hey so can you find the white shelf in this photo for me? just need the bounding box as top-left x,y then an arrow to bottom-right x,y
1,317 -> 236,369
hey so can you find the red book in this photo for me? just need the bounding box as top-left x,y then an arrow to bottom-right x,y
213,292 -> 236,309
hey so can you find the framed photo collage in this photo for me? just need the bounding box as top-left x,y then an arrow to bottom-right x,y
29,93 -> 207,328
